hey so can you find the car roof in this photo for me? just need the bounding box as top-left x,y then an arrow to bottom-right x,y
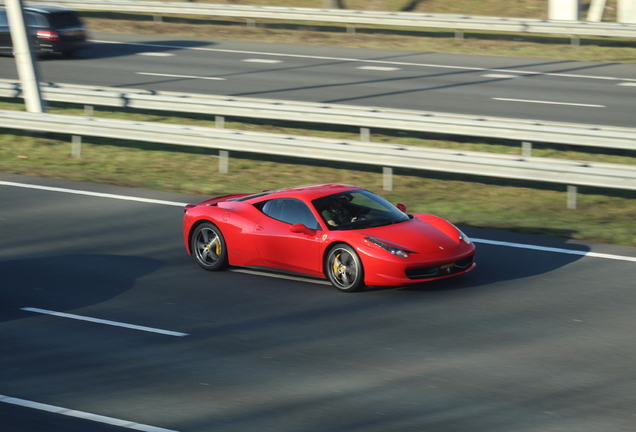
23,5 -> 76,14
247,183 -> 365,202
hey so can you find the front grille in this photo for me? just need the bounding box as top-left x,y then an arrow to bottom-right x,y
405,255 -> 474,280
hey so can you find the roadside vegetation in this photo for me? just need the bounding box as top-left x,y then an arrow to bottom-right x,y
2,0 -> 635,246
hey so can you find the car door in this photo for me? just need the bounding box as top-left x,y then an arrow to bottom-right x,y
253,198 -> 324,276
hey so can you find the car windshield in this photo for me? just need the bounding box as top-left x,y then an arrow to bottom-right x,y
313,190 -> 409,230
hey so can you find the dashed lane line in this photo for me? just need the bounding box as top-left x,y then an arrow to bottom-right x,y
137,52 -> 175,57
482,73 -> 522,79
492,97 -> 605,108
22,308 -> 189,337
136,72 -> 225,80
0,395 -> 179,432
357,66 -> 401,71
243,58 -> 283,63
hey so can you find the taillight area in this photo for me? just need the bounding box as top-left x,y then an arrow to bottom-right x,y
184,204 -> 196,213
36,30 -> 60,41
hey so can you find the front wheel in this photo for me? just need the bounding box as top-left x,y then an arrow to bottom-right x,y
325,244 -> 364,292
191,222 -> 228,271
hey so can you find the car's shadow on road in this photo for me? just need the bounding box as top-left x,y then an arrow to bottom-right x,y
366,226 -> 589,294
0,254 -> 163,323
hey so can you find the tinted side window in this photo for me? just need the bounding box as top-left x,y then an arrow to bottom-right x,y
31,13 -> 49,27
24,12 -> 39,27
0,10 -> 8,27
48,12 -> 82,28
262,199 -> 320,230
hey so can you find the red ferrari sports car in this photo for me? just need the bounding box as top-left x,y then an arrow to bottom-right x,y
183,184 -> 475,292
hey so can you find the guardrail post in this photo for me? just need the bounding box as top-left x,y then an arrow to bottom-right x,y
219,150 -> 229,173
567,185 -> 578,209
455,30 -> 464,40
247,19 -> 256,29
383,167 -> 393,191
522,141 -> 532,158
587,0 -> 607,22
6,0 -> 46,114
153,14 -> 162,23
361,127 -> 370,142
571,35 -> 580,46
549,0 -> 582,20
215,115 -> 225,129
84,105 -> 93,116
347,24 -> 356,34
618,0 -> 636,23
71,135 -> 81,158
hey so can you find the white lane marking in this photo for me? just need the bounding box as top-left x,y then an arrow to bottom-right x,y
618,82 -> 636,86
2,180 -> 635,263
137,52 -> 175,57
0,395 -> 179,432
492,97 -> 605,108
230,269 -> 332,285
0,180 -> 188,207
473,239 -> 636,263
93,39 -> 636,83
243,58 -> 282,63
482,74 -> 521,79
358,66 -> 401,71
22,308 -> 189,337
136,72 -> 225,81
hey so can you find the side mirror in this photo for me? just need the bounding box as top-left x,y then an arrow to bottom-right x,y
290,224 -> 315,236
396,202 -> 407,213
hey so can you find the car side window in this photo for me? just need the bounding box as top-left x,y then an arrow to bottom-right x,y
31,13 -> 49,28
24,12 -> 39,27
48,12 -> 83,28
0,11 -> 8,27
262,198 -> 320,230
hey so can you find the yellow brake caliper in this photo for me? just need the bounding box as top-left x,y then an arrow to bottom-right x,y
333,253 -> 344,280
204,235 -> 220,258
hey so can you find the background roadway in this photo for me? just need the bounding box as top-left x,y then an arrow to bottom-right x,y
1,33 -> 636,127
1,172 -> 636,431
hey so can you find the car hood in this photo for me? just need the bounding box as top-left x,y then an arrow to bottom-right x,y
360,217 -> 461,253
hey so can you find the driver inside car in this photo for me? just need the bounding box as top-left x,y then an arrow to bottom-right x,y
321,198 -> 356,226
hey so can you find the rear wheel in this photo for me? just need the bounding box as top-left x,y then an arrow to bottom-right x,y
325,244 -> 364,292
191,222 -> 228,271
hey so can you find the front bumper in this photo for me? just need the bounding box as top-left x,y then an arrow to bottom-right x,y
359,245 -> 476,287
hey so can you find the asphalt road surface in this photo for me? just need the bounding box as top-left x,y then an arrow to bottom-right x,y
1,33 -> 636,127
1,172 -> 636,432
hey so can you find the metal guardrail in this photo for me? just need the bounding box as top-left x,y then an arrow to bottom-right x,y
21,0 -> 636,39
1,80 -> 635,153
1,109 -> 635,192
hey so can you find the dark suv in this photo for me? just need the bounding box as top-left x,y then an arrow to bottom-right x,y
0,5 -> 87,56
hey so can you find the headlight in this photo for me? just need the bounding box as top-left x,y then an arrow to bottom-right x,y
458,228 -> 472,245
365,237 -> 409,258
449,223 -> 471,244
